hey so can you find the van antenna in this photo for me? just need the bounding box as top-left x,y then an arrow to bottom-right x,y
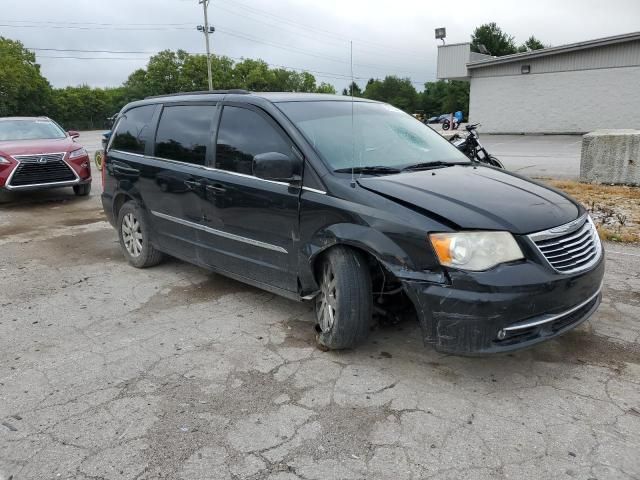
350,40 -> 356,188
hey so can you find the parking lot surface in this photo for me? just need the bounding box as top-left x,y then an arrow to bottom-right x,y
482,135 -> 582,180
431,124 -> 581,179
1,141 -> 639,480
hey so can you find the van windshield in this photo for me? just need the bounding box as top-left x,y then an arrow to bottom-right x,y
277,101 -> 469,171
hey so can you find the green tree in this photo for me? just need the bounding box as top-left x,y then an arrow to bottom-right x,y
341,82 -> 362,97
0,36 -> 52,117
233,58 -> 275,91
362,76 -> 418,112
517,35 -> 546,52
0,38 -> 338,127
315,82 -> 336,94
471,23 -> 517,56
122,68 -> 151,101
420,80 -> 470,119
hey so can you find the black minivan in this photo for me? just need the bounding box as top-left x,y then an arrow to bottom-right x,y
102,91 -> 604,355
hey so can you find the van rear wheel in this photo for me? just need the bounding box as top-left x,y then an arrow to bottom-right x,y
315,246 -> 372,350
117,202 -> 164,268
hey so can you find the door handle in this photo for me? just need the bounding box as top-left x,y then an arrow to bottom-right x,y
206,184 -> 226,194
184,179 -> 203,189
113,164 -> 139,175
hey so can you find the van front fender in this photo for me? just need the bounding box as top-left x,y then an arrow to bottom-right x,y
299,223 -> 429,293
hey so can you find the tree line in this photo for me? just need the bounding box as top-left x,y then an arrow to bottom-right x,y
0,23 -> 545,130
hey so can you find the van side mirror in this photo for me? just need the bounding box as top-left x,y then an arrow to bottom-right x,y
68,130 -> 80,139
253,152 -> 300,182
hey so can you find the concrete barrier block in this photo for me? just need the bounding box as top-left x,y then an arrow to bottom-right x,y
580,130 -> 640,185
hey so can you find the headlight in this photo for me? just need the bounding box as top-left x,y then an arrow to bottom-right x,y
68,148 -> 88,159
0,156 -> 11,165
429,231 -> 524,271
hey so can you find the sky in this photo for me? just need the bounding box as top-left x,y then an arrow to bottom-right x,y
2,0 -> 640,92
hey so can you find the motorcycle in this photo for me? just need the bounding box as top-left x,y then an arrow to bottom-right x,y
449,123 -> 504,169
441,118 -> 459,131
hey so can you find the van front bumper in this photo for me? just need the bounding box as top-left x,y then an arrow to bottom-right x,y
400,254 -> 605,355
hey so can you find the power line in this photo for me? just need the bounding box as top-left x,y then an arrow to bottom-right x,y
214,27 -> 428,76
37,55 -> 149,60
216,0 -> 427,57
1,19 -> 193,27
30,47 -> 429,84
0,23 -> 191,31
4,20 -> 430,77
211,3 -> 426,66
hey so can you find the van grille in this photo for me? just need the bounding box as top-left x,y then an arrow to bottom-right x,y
10,153 -> 76,187
529,216 -> 602,274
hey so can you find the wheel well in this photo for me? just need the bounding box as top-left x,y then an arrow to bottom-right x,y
113,193 -> 133,219
312,244 -> 380,283
312,244 -> 417,324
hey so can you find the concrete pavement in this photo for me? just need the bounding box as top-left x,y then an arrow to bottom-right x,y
1,169 -> 639,479
482,135 -> 582,180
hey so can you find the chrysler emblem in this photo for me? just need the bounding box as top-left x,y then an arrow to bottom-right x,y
549,215 -> 586,234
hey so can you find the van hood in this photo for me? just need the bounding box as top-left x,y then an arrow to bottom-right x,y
357,165 -> 581,234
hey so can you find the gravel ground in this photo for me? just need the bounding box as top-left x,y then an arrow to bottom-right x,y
1,133 -> 639,479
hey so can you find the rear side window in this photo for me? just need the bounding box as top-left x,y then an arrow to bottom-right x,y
215,106 -> 291,175
154,105 -> 216,165
111,105 -> 156,155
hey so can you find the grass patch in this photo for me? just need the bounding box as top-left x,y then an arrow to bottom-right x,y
544,180 -> 640,244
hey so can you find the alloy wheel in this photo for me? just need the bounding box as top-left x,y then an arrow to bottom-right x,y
122,212 -> 143,257
316,262 -> 337,333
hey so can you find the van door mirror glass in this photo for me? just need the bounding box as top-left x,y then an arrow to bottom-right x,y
253,152 -> 299,182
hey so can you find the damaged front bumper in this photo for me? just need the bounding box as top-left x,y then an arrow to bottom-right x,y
400,255 -> 605,355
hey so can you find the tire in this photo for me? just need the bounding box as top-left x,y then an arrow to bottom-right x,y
315,246 -> 372,350
0,189 -> 12,204
117,202 -> 164,268
487,155 -> 505,169
73,183 -> 92,196
442,120 -> 450,131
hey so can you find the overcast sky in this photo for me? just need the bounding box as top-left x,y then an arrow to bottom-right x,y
3,0 -> 640,92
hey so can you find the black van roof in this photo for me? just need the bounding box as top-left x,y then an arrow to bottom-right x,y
141,90 -> 377,104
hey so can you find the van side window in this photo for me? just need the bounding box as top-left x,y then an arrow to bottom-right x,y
155,105 -> 216,166
111,105 -> 156,155
215,106 -> 291,175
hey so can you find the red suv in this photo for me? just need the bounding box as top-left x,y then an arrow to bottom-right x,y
0,117 -> 92,200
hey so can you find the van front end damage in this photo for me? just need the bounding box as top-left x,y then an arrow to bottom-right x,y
400,256 -> 605,355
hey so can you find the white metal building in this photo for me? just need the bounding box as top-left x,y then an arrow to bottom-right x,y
437,32 -> 640,134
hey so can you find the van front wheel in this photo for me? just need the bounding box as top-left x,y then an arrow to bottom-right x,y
315,246 -> 372,350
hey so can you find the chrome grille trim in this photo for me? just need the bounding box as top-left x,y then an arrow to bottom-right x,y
503,283 -> 602,332
6,152 -> 79,189
529,215 -> 602,274
13,152 -> 66,163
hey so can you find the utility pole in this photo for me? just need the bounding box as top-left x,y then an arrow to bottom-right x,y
197,0 -> 214,91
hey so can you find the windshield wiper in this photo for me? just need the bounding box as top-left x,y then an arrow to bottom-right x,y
334,166 -> 401,175
401,161 -> 469,171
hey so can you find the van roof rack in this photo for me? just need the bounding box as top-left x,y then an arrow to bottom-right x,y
145,89 -> 250,99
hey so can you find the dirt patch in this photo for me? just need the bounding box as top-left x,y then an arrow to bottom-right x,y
136,274 -> 254,314
31,228 -> 120,267
545,179 -> 640,244
531,330 -> 640,371
0,224 -> 37,237
282,317 -> 316,348
59,212 -> 107,227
